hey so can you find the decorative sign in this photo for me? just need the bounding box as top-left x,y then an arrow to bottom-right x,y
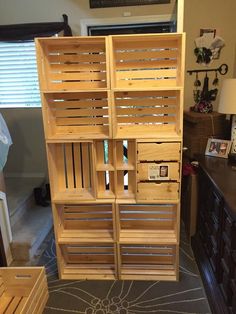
148,164 -> 169,181
90,0 -> 170,8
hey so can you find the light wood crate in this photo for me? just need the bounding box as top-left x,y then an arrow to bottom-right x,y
0,267 -> 48,314
116,203 -> 178,244
137,141 -> 181,201
42,91 -> 112,140
58,243 -> 117,280
36,36 -> 110,91
112,89 -> 182,139
47,141 -> 96,202
55,203 -> 116,243
109,33 -> 185,89
118,244 -> 178,281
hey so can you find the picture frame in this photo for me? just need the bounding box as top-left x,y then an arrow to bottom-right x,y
205,138 -> 232,158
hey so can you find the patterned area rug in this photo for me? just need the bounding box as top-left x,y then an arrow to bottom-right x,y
38,228 -> 211,314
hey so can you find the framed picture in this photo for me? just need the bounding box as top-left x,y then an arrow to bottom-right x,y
205,138 -> 232,158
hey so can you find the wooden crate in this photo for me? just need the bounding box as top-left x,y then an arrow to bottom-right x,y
112,89 -> 182,139
36,36 -> 110,91
109,33 -> 185,89
47,141 -> 96,201
116,203 -> 178,244
55,203 -> 116,243
0,267 -> 48,314
59,243 -> 117,280
42,91 -> 112,140
137,141 -> 181,201
118,244 -> 177,280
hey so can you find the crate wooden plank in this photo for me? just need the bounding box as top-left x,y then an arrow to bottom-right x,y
137,182 -> 179,201
137,142 -> 181,161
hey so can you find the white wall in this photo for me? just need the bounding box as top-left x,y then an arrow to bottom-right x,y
184,0 -> 236,110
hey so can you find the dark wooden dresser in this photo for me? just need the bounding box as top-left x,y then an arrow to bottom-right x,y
192,155 -> 236,314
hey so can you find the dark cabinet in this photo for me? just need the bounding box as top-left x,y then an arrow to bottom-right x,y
192,156 -> 236,314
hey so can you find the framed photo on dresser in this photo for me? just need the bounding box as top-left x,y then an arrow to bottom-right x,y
205,138 -> 232,158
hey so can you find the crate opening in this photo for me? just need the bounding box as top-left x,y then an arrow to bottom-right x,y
113,90 -> 180,138
49,142 -> 95,199
44,91 -> 110,139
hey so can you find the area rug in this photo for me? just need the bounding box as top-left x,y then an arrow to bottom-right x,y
38,228 -> 211,314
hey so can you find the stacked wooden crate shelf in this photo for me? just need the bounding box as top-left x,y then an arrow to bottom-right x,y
36,32 -> 185,281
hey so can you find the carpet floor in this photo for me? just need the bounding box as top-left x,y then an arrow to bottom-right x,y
38,228 -> 211,314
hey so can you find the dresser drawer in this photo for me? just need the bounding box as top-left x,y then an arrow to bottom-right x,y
137,182 -> 179,201
137,142 -> 181,161
137,162 -> 180,182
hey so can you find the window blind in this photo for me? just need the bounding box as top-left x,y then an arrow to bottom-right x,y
0,40 -> 41,108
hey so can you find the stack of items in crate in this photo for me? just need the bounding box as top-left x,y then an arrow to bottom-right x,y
35,32 -> 185,281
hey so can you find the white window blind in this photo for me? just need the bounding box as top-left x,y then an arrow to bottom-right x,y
0,40 -> 41,108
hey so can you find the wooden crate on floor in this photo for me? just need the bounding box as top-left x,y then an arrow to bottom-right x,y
118,244 -> 178,281
58,243 -> 117,280
0,267 -> 48,314
36,36 -> 110,91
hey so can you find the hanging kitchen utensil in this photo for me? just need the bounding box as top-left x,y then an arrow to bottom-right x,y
201,72 -> 209,101
212,70 -> 219,86
194,72 -> 201,87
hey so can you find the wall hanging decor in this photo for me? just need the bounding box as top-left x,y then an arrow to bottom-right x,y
187,64 -> 228,113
